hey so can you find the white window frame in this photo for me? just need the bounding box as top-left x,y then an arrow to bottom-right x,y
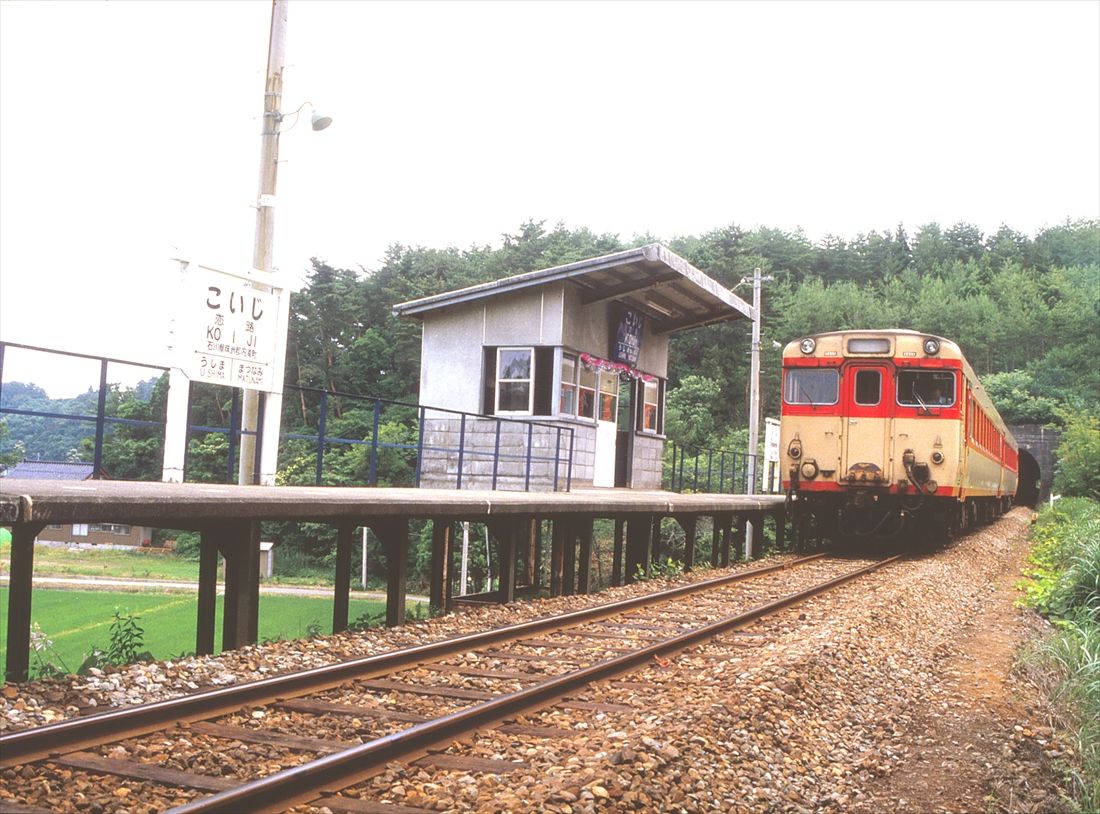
495,346 -> 535,415
577,362 -> 597,421
559,352 -> 578,417
597,371 -> 619,423
641,379 -> 660,434
90,523 -> 132,536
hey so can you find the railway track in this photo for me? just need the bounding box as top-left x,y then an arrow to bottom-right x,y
0,553 -> 900,814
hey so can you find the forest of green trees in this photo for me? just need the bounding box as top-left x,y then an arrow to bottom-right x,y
3,217 -> 1098,473
2,217 -> 1097,576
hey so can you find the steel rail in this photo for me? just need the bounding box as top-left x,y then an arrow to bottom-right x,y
0,554 -> 825,767
169,554 -> 902,814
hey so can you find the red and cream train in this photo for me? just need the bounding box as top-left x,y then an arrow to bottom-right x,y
780,329 -> 1018,539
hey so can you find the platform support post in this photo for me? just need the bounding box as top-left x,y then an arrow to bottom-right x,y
625,515 -> 652,584
550,519 -> 566,596
734,514 -> 748,562
532,518 -> 544,592
5,523 -> 44,684
372,519 -> 408,627
650,516 -> 663,566
577,518 -> 593,594
710,516 -> 721,567
612,519 -> 624,587
721,514 -> 733,566
772,508 -> 786,552
429,519 -> 453,612
489,519 -> 517,605
196,530 -> 219,656
333,524 -> 353,634
749,511 -> 765,559
221,521 -> 259,651
562,518 -> 577,595
676,515 -> 697,572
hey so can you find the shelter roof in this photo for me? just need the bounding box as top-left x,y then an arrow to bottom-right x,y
393,243 -> 753,334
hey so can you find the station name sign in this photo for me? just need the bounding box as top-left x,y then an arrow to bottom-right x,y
611,304 -> 644,367
176,264 -> 281,391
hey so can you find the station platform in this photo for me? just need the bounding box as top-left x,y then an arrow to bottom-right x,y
0,479 -> 784,682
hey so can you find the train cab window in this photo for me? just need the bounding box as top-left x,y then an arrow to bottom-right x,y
854,369 -> 881,405
897,370 -> 955,408
784,368 -> 839,405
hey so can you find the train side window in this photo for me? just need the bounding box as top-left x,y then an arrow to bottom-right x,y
854,369 -> 881,405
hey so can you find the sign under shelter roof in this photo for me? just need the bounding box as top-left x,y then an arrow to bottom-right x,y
393,243 -> 754,332
393,244 -> 753,491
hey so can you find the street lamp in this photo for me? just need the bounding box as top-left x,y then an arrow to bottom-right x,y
239,0 -> 331,487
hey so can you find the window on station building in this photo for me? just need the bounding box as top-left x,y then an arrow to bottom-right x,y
854,369 -> 881,406
495,347 -> 534,413
577,364 -> 596,419
559,354 -> 577,416
483,346 -> 571,417
640,378 -> 661,433
598,373 -> 618,422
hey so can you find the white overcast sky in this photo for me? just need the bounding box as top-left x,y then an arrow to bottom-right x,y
1,0 -> 1098,397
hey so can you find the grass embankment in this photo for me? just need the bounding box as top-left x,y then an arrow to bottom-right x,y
0,541 -> 350,587
0,588 -> 395,675
1020,498 -> 1100,809
0,541 -> 207,582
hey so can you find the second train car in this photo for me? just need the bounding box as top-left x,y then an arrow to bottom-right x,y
780,329 -> 1018,540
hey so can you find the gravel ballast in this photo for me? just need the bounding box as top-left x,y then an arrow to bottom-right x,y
1,509 -> 1068,813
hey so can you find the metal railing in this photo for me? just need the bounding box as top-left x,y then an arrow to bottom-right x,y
0,342 -> 574,492
280,386 -> 575,491
664,440 -> 782,494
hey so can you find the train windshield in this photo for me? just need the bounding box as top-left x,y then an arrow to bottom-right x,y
784,368 -> 839,405
896,370 -> 955,407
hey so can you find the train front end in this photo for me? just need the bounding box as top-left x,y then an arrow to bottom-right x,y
780,330 -> 964,540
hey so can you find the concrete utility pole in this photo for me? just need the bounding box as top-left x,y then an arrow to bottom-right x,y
239,0 -> 288,486
746,267 -> 764,497
744,266 -> 772,556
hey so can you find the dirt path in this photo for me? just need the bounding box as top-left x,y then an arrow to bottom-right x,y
0,574 -> 428,602
851,511 -> 1069,814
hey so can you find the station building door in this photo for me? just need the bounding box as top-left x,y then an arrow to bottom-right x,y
592,371 -> 620,487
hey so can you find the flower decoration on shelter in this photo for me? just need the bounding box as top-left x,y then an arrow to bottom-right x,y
579,352 -> 656,382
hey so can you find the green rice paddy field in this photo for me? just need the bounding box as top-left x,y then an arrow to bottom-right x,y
0,588 -> 392,675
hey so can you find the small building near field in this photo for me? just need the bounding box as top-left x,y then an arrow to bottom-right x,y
393,243 -> 753,490
1,460 -> 153,547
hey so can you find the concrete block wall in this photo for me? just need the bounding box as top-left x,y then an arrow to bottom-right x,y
419,418 -> 594,491
631,434 -> 664,489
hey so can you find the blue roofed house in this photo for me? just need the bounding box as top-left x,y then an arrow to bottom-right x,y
1,460 -> 153,547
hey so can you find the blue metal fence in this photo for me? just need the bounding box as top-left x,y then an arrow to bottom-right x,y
0,342 -> 574,492
664,440 -> 781,494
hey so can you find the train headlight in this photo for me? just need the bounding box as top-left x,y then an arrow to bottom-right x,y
931,451 -> 945,465
800,460 -> 819,480
922,337 -> 940,355
799,337 -> 816,354
787,440 -> 802,459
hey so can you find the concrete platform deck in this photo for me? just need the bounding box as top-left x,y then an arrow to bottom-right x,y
0,480 -> 783,527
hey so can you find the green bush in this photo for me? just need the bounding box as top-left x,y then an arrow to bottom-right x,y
1021,498 -> 1100,809
1021,498 -> 1100,620
1054,412 -> 1100,500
